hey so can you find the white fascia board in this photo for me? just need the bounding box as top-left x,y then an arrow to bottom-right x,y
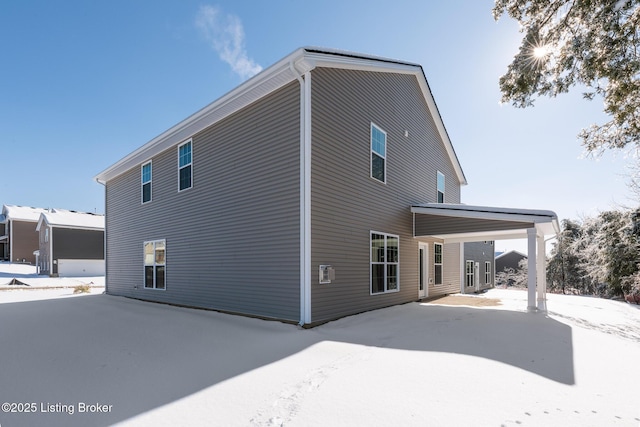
411,204 -> 558,224
95,46 -> 467,188
35,214 -> 45,232
94,49 -> 306,184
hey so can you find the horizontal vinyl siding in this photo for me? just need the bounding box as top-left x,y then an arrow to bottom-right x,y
52,229 -> 104,260
310,68 -> 462,323
11,221 -> 39,264
106,82 -> 301,321
415,216 -> 533,236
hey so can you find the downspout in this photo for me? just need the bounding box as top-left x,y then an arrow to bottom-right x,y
291,60 -> 312,326
95,178 -> 108,294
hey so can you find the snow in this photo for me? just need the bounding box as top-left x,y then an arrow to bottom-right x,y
2,205 -> 49,222
0,262 -> 104,289
38,209 -> 104,230
0,285 -> 639,427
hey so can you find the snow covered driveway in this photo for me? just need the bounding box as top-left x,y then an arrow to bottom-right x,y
0,289 -> 638,426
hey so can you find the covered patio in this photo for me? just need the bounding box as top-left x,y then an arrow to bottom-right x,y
412,203 -> 560,312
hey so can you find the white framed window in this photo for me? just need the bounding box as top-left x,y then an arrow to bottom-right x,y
485,261 -> 492,284
144,240 -> 166,289
178,140 -> 193,191
466,260 -> 474,287
44,228 -> 49,243
370,123 -> 387,183
437,171 -> 445,203
434,243 -> 443,285
142,161 -> 152,204
370,231 -> 399,294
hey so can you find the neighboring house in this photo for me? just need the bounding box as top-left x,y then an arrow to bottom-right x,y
0,205 -> 49,264
95,47 -> 559,326
496,250 -> 527,273
0,214 -> 6,261
463,241 -> 495,293
36,209 -> 105,277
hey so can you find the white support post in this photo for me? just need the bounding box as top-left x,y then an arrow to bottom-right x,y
537,231 -> 547,312
527,228 -> 537,312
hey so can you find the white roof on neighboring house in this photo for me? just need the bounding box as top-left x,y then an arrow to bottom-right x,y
495,250 -> 528,260
36,209 -> 104,231
2,205 -> 50,222
95,46 -> 467,186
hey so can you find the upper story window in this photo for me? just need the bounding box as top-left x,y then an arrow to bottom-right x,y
370,123 -> 387,183
437,171 -> 445,203
178,140 -> 193,191
142,161 -> 152,203
370,231 -> 399,294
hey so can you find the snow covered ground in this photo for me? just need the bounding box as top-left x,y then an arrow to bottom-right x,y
0,262 -> 104,289
0,286 -> 638,427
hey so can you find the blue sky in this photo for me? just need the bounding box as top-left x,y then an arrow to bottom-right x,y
1,1 -> 632,252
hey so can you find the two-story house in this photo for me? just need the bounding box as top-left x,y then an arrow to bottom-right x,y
95,47 -> 559,326
0,205 -> 49,264
36,209 -> 105,277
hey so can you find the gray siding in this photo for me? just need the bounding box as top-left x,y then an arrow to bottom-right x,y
310,68 -> 462,323
52,228 -> 104,260
38,224 -> 49,274
106,82 -> 301,321
415,216 -> 533,236
463,241 -> 495,293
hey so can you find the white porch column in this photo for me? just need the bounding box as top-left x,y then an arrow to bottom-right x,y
527,228 -> 537,312
536,231 -> 547,312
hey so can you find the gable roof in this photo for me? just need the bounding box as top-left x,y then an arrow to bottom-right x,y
495,250 -> 528,260
2,205 -> 49,222
95,47 -> 467,186
36,209 -> 104,232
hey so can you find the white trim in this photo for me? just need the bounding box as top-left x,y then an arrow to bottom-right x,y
370,122 -> 387,184
418,242 -> 429,298
143,239 -> 166,290
94,47 -> 467,187
141,160 -> 152,204
177,139 -> 193,192
434,242 -> 443,285
370,231 -> 400,295
485,261 -> 492,285
437,171 -> 445,203
301,71 -> 312,325
465,260 -> 475,288
48,225 -> 53,275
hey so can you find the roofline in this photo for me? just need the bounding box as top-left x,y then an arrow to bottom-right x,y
36,213 -> 104,232
495,249 -> 528,260
412,203 -> 561,236
94,46 -> 467,186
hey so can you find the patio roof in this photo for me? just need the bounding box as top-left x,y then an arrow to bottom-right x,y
411,203 -> 560,243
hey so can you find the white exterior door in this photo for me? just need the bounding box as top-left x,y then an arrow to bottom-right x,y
419,243 -> 429,298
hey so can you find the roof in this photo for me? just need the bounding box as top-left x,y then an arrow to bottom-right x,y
495,250 -> 528,260
2,205 -> 50,222
412,203 -> 560,242
36,209 -> 104,231
94,46 -> 467,186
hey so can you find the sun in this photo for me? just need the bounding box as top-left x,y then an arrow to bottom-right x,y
533,45 -> 550,59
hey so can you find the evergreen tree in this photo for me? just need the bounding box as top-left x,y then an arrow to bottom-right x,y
493,0 -> 640,154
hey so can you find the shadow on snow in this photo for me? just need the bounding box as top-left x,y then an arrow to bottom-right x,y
0,295 -> 573,427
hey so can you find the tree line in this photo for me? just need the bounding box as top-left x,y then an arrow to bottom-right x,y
547,208 -> 640,299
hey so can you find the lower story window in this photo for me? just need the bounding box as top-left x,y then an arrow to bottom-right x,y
434,243 -> 443,285
466,260 -> 474,287
485,261 -> 491,284
370,231 -> 399,294
144,240 -> 166,289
